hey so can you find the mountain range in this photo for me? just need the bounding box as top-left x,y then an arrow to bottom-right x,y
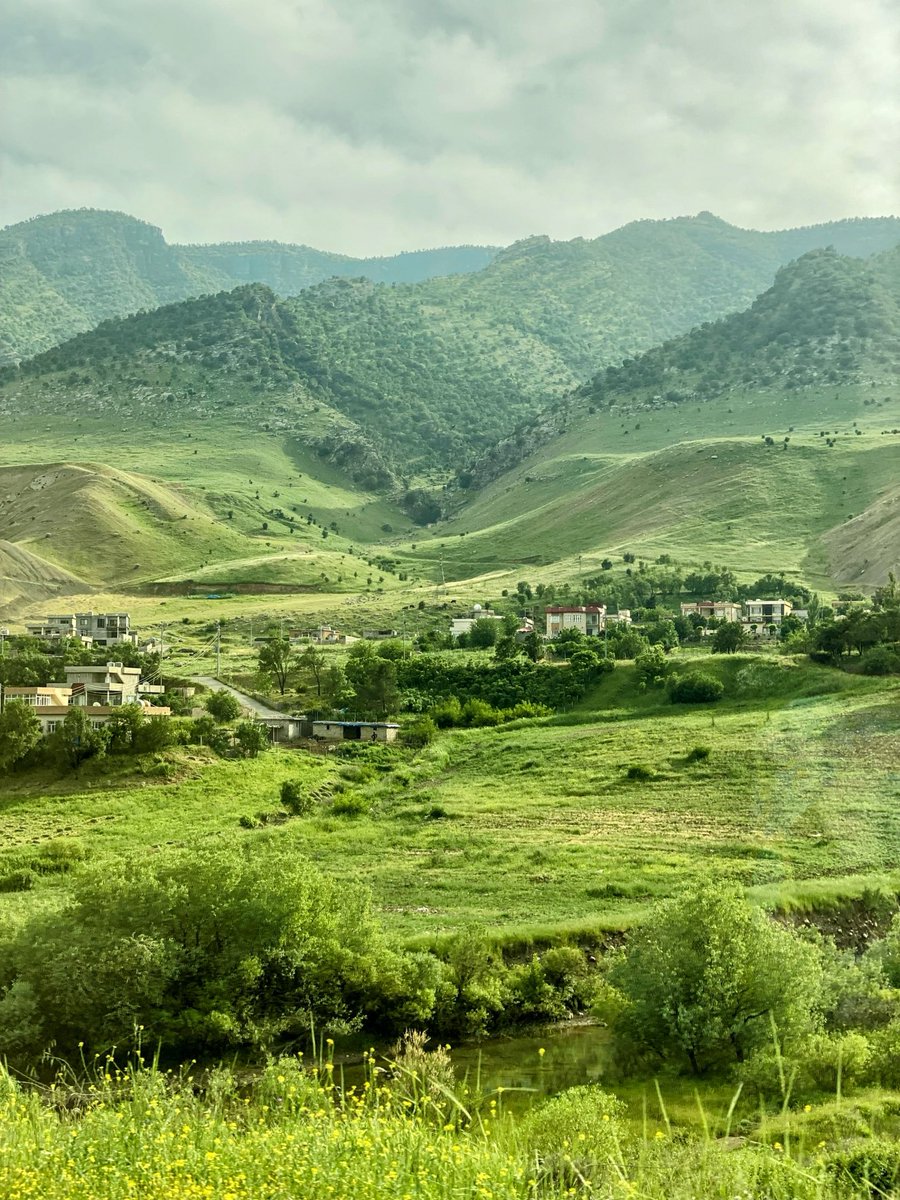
0,208 -> 898,602
0,209 -> 497,364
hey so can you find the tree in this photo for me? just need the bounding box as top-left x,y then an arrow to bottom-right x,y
0,847 -> 430,1064
205,690 -> 242,723
712,621 -> 746,653
235,721 -> 269,758
468,618 -> 500,648
50,708 -> 108,768
608,884 -> 822,1075
257,638 -> 294,695
105,702 -> 146,753
344,644 -> 399,717
523,631 -> 543,662
0,701 -> 41,772
298,645 -> 327,697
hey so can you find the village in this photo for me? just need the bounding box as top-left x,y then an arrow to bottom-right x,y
0,592 -> 816,748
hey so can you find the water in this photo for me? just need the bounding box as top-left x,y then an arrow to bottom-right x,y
333,1021 -> 614,1109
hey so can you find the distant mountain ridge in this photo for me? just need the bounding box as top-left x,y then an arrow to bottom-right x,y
455,243 -> 900,493
0,209 -> 498,364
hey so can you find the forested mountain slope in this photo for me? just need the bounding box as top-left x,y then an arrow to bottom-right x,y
460,245 -> 900,490
0,209 -> 497,364
420,245 -> 900,586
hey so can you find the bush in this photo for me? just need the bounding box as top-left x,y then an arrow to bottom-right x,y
0,869 -> 36,893
519,1086 -> 627,1185
0,847 -> 433,1065
134,716 -> 174,754
860,645 -> 900,675
235,721 -> 269,758
460,698 -> 501,727
685,744 -> 712,763
625,764 -> 655,782
280,780 -> 313,816
826,1139 -> 900,1195
609,883 -> 822,1075
635,646 -> 670,687
432,696 -> 462,728
668,672 -> 725,704
402,716 -> 437,748
332,793 -> 370,818
205,690 -> 242,722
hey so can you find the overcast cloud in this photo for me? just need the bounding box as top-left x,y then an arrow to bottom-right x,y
1,0 -> 898,254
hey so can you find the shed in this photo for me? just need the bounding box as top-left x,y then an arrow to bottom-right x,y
311,720 -> 400,743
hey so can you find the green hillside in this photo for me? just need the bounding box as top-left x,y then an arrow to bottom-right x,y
416,248 -> 900,588
6,220 -> 899,479
0,209 -> 497,364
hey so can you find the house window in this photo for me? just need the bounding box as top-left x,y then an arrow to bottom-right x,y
46,721 -> 59,733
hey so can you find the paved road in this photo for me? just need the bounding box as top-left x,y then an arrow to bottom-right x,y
192,676 -> 288,720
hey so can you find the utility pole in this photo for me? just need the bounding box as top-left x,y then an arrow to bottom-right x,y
158,623 -> 167,678
215,621 -> 221,678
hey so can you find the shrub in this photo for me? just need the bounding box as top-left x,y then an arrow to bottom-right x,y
0,847 -> 432,1065
134,716 -> 174,754
609,883 -> 822,1075
238,814 -> 258,829
625,764 -> 654,781
635,646 -> 670,687
205,690 -> 242,722
432,696 -> 463,728
425,804 -> 449,820
280,780 -> 313,816
460,698 -> 501,727
519,1086 -> 627,1185
685,744 -> 711,763
826,1139 -> 900,1196
403,716 -> 437,748
860,645 -> 900,675
30,839 -> 87,875
0,869 -> 36,894
235,721 -> 269,758
332,793 -> 370,818
668,672 -> 724,704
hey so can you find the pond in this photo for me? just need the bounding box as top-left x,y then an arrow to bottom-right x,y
329,1021 -> 749,1132
332,1021 -> 613,1108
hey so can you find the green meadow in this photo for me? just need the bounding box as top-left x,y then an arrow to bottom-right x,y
2,656 -> 897,942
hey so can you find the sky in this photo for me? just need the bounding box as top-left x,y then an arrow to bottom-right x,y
1,0 -> 898,256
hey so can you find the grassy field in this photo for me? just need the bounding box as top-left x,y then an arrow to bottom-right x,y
400,384 -> 900,589
2,656 -> 897,942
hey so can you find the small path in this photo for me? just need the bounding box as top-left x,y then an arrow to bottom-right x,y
192,676 -> 288,720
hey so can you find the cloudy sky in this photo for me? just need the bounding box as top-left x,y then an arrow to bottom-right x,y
2,0 -> 898,255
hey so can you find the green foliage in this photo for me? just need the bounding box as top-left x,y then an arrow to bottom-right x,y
608,884 -> 823,1074
635,645 -> 670,687
345,643 -> 400,717
280,779 -> 313,816
519,1085 -> 627,1185
257,638 -> 294,695
0,847 -> 433,1064
234,721 -> 269,758
0,209 -> 496,365
712,622 -> 747,654
402,716 -> 437,748
205,690 -> 242,722
668,672 -> 725,704
0,700 -> 41,772
49,708 -> 109,768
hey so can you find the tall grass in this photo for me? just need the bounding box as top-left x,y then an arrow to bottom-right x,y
0,1051 -> 895,1199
